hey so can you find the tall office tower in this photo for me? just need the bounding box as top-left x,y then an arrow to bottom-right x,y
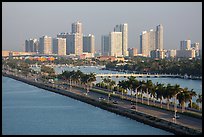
180,40 -> 191,50
66,21 -> 83,55
109,32 -> 122,57
25,39 -> 39,52
114,23 -> 128,56
83,34 -> 95,54
72,21 -> 82,34
155,24 -> 163,50
101,35 -> 110,56
57,32 -> 67,38
53,38 -> 66,55
140,31 -> 149,57
148,29 -> 156,52
191,42 -> 199,57
39,35 -> 52,54
66,33 -> 83,55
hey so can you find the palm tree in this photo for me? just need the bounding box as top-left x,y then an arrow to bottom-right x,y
149,83 -> 157,106
196,94 -> 202,110
163,84 -> 174,110
155,83 -> 165,108
172,84 -> 182,111
140,80 -> 146,104
177,87 -> 191,113
188,89 -> 197,108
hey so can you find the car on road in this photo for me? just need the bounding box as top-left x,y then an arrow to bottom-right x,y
112,100 -> 118,104
131,105 -> 136,109
99,97 -> 105,101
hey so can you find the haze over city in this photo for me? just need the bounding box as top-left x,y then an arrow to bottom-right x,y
2,2 -> 202,52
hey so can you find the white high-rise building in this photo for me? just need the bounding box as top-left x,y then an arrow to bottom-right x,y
53,38 -> 66,55
39,35 -> 52,54
83,34 -> 95,54
72,21 -> 82,34
101,35 -> 110,56
140,31 -> 149,57
180,40 -> 191,50
155,24 -> 163,50
148,29 -> 156,52
109,32 -> 122,57
114,23 -> 128,56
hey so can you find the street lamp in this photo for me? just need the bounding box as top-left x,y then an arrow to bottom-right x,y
135,85 -> 142,111
174,91 -> 183,119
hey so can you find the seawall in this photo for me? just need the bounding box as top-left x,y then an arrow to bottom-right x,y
2,73 -> 202,135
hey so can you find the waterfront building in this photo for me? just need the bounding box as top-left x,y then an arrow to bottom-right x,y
128,48 -> 138,57
114,23 -> 128,56
25,38 -> 39,53
39,35 -> 52,54
180,40 -> 191,50
155,24 -> 164,50
83,34 -> 95,56
109,32 -> 123,57
101,35 -> 110,56
52,38 -> 66,55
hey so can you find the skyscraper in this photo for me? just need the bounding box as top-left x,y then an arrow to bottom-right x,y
72,21 -> 82,34
155,24 -> 163,50
53,38 -> 66,55
83,34 -> 95,54
109,32 -> 122,57
39,35 -> 52,54
25,38 -> 38,52
66,21 -> 83,55
180,40 -> 191,50
140,31 -> 149,57
114,23 -> 128,56
101,35 -> 110,56
148,29 -> 156,52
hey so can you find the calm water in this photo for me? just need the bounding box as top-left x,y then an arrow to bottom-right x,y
2,76 -> 174,135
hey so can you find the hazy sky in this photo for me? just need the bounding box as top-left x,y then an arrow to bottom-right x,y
2,2 -> 202,52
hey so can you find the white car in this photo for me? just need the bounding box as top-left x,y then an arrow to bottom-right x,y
174,114 -> 180,119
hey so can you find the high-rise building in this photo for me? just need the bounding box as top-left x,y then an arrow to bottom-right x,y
53,38 -> 66,55
191,42 -> 199,57
114,23 -> 128,56
180,40 -> 191,50
109,32 -> 122,57
57,32 -> 67,39
155,24 -> 163,50
166,49 -> 177,58
39,35 -> 52,54
66,21 -> 83,56
72,21 -> 82,34
128,48 -> 138,57
25,39 -> 39,52
150,49 -> 165,59
148,29 -> 156,52
140,31 -> 149,57
83,34 -> 95,54
101,35 -> 110,56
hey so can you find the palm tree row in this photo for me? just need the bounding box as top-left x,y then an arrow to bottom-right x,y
58,70 -> 96,91
117,76 -> 199,112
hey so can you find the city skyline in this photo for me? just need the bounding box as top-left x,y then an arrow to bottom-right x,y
2,2 -> 202,52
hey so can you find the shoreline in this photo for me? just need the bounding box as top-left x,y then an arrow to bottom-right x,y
2,73 -> 202,135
